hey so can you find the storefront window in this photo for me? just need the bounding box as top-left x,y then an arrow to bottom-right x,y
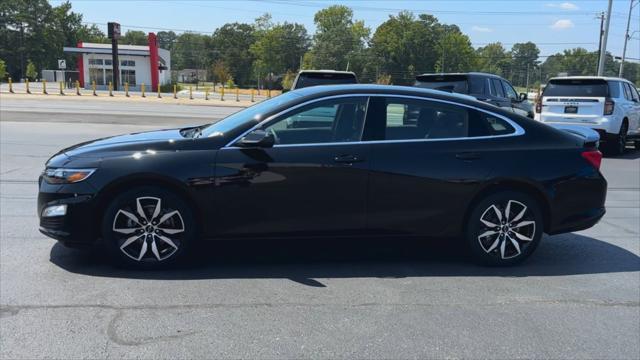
121,70 -> 136,86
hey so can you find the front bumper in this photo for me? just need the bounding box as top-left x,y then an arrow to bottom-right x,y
38,178 -> 99,246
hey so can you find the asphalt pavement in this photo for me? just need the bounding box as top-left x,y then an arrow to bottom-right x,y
0,98 -> 639,359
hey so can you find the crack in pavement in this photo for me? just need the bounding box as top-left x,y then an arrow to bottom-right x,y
2,298 -> 638,317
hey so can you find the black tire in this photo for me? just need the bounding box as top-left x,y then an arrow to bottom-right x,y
606,121 -> 628,156
466,191 -> 543,266
101,186 -> 196,269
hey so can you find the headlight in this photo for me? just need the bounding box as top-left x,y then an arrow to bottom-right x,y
43,168 -> 96,184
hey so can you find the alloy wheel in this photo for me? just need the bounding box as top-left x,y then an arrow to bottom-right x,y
477,200 -> 536,260
112,196 -> 185,262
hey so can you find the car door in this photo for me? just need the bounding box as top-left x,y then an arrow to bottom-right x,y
502,80 -> 530,117
622,82 -> 640,135
364,96 -> 512,237
212,96 -> 370,238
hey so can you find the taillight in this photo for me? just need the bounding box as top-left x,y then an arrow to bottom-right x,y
604,98 -> 614,115
535,100 -> 542,113
581,150 -> 602,170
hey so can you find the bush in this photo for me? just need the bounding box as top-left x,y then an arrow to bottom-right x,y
160,83 -> 183,92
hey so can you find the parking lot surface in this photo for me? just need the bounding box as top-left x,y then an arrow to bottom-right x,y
1,100 -> 639,359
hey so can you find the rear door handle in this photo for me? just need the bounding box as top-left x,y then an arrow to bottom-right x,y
455,152 -> 481,160
333,154 -> 363,164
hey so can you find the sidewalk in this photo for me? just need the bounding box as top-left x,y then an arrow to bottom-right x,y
0,82 -> 265,108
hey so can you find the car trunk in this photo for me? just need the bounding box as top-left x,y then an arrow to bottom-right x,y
539,79 -> 608,124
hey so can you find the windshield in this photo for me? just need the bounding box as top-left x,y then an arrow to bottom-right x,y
415,75 -> 469,94
294,73 -> 357,89
200,92 -> 301,137
543,79 -> 609,97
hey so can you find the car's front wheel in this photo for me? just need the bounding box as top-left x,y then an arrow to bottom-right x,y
466,191 -> 543,266
102,186 -> 195,269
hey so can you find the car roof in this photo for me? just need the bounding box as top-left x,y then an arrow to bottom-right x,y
289,84 -> 493,107
548,76 -> 633,83
416,72 -> 504,79
297,70 -> 356,75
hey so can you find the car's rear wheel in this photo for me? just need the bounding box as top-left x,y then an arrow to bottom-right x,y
607,121 -> 628,156
102,186 -> 195,269
466,191 -> 543,266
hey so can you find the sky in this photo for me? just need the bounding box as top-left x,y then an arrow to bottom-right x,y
50,0 -> 640,61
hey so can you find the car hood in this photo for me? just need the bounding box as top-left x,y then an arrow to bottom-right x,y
60,128 -> 187,157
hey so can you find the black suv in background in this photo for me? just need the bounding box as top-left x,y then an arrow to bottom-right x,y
415,72 -> 533,118
292,70 -> 358,90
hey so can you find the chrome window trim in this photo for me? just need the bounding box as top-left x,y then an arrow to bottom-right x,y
222,93 -> 525,149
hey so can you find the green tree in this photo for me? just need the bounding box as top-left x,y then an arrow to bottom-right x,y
212,59 -> 231,88
370,12 -> 446,84
120,30 -> 148,45
157,31 -> 177,51
172,32 -> 208,70
0,59 -> 6,80
281,69 -> 296,90
305,5 -> 369,74
211,23 -> 255,86
251,21 -> 309,79
436,31 -> 476,73
476,42 -> 511,77
25,60 -> 37,80
0,0 -> 109,79
510,42 -> 540,86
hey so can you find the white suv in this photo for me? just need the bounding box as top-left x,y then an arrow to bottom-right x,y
534,76 -> 640,155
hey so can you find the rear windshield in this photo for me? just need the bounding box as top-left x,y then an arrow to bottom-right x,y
414,75 -> 469,94
294,73 -> 357,89
543,79 -> 609,97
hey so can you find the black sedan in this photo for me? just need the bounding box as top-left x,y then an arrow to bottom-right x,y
38,85 -> 607,268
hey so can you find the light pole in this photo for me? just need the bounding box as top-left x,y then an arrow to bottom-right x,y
619,0 -> 639,77
597,0 -> 613,76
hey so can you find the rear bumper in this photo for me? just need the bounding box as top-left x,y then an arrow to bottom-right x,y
536,116 -> 618,135
547,207 -> 606,235
547,169 -> 607,235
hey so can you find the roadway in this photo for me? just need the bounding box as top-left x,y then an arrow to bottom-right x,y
0,98 -> 638,359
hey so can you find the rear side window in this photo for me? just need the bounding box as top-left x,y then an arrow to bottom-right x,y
490,79 -> 505,98
372,98 -> 515,141
543,79 -> 609,97
608,81 -> 621,98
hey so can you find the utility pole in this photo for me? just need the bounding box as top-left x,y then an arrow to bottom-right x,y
526,63 -> 530,92
108,22 -> 121,91
597,0 -> 613,76
619,0 -> 638,77
596,12 -> 604,74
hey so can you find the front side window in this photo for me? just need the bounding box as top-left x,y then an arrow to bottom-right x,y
263,97 -> 367,145
502,80 -> 519,101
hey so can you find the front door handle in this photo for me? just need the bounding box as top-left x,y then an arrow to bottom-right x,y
333,154 -> 363,164
455,152 -> 481,160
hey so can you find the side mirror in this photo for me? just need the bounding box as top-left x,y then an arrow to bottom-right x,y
519,92 -> 528,101
237,129 -> 275,148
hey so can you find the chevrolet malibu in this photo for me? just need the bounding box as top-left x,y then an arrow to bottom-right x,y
38,85 -> 607,268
